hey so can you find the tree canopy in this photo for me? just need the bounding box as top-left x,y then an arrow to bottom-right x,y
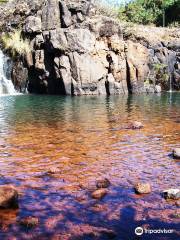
118,0 -> 180,26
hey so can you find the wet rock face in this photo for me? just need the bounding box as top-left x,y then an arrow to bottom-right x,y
1,0 -> 180,94
0,185 -> 18,209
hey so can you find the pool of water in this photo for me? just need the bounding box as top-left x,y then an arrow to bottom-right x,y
0,93 -> 179,239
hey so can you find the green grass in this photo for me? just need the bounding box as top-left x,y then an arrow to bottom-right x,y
1,30 -> 31,58
0,0 -> 8,3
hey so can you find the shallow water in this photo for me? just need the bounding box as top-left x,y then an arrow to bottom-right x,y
0,93 -> 179,240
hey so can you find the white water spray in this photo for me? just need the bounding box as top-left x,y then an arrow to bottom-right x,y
0,49 -> 17,95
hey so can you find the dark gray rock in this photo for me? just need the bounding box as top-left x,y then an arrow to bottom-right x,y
60,1 -> 72,27
24,16 -> 42,34
42,0 -> 60,30
1,0 -> 180,95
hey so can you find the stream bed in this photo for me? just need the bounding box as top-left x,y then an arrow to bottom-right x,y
0,93 -> 179,239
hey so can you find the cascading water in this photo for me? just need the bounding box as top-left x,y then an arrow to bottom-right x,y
0,49 -> 17,95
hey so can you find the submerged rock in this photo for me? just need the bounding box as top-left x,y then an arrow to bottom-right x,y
0,185 -> 18,208
173,148 -> 180,159
96,178 -> 111,189
130,121 -> 144,130
19,216 -> 39,228
92,189 -> 108,200
163,189 -> 180,200
47,167 -> 60,174
175,200 -> 180,207
134,183 -> 151,194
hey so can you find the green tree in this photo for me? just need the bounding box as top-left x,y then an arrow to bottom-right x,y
118,0 -> 180,26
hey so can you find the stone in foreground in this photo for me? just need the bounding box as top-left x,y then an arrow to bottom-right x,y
47,167 -> 60,174
173,148 -> 180,159
19,216 -> 39,228
92,189 -> 108,200
163,189 -> 180,200
134,183 -> 151,194
96,178 -> 111,189
130,121 -> 143,130
0,185 -> 18,208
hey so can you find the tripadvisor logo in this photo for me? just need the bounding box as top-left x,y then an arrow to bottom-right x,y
135,226 -> 174,236
135,227 -> 143,236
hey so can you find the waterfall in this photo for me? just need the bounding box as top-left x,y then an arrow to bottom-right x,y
0,49 -> 17,95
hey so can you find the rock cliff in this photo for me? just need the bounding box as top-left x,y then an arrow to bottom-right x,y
0,0 -> 180,95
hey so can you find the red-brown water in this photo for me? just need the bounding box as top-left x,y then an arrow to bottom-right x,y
0,94 -> 179,240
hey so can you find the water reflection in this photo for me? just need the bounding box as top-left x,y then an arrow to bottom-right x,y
0,93 -> 179,239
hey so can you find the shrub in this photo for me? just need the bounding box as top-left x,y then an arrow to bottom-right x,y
1,30 -> 31,58
118,0 -> 180,26
94,0 -> 118,18
153,63 -> 169,89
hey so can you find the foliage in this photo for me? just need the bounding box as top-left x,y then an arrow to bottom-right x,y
1,30 -> 31,58
153,63 -> 169,89
0,0 -> 8,3
94,0 -> 118,18
118,0 -> 180,26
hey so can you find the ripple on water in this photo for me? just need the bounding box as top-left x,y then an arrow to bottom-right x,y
0,93 -> 179,239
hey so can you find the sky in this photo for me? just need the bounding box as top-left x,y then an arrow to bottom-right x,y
102,0 -> 131,6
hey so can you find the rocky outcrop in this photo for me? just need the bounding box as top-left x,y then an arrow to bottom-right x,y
0,0 -> 180,95
0,185 -> 18,208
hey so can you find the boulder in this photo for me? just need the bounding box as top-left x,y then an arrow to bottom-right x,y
173,148 -> 180,159
47,167 -> 61,174
0,185 -> 18,208
163,189 -> 180,200
134,183 -> 151,194
91,189 -> 107,200
49,29 -> 68,52
96,178 -> 111,189
24,16 -> 42,34
130,121 -> 143,130
19,216 -> 39,228
65,28 -> 96,53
